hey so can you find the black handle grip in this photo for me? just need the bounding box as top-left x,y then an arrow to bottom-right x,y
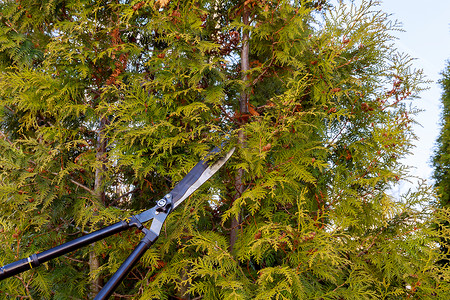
94,229 -> 158,300
0,219 -> 134,280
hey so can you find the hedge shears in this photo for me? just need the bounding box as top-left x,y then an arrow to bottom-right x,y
0,146 -> 234,299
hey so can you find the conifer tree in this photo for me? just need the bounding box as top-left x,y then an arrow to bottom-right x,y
0,0 -> 449,299
433,61 -> 450,266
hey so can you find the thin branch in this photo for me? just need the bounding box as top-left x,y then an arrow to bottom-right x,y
0,130 -> 14,146
63,255 -> 87,264
251,57 -> 276,86
13,275 -> 32,298
60,218 -> 89,235
108,187 -> 140,207
67,176 -> 96,195
50,172 -> 95,195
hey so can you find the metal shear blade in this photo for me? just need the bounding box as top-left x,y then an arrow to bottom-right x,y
135,147 -> 235,223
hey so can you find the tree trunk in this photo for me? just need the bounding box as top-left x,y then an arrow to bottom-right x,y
229,132 -> 244,252
89,245 -> 101,298
230,5 -> 250,253
176,268 -> 190,300
89,116 -> 108,298
94,116 -> 108,204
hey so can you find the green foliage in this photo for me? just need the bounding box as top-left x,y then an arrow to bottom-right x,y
434,62 -> 450,206
433,61 -> 450,266
0,0 -> 449,299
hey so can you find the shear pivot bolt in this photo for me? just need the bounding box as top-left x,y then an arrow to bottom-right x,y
157,199 -> 167,207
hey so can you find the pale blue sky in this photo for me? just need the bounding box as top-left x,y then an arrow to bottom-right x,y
333,1 -> 450,184
377,0 -> 450,182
